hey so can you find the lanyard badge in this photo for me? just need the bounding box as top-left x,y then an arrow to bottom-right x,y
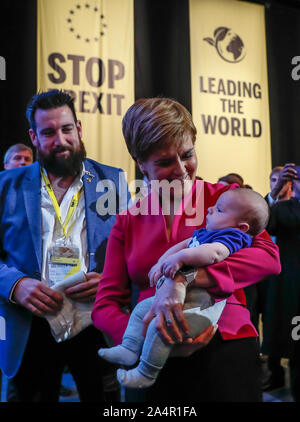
42,169 -> 83,286
49,242 -> 81,285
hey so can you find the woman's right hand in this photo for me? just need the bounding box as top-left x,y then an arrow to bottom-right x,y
171,325 -> 217,357
142,276 -> 188,343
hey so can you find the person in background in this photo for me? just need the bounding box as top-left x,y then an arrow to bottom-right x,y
266,166 -> 293,206
92,97 -> 281,402
242,165 -> 292,392
217,172 -> 244,187
218,173 -> 253,190
2,143 -> 34,401
261,164 -> 298,394
3,143 -> 33,169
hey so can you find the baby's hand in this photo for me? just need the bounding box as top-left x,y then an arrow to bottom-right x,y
148,263 -> 163,287
161,254 -> 183,279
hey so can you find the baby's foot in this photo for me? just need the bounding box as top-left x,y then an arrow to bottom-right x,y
117,368 -> 155,389
98,345 -> 138,366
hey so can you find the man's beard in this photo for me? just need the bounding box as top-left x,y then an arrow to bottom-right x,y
37,139 -> 87,177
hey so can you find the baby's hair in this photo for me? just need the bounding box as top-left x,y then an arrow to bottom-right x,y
226,188 -> 270,236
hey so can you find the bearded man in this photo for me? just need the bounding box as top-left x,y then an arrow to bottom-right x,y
0,90 -> 129,402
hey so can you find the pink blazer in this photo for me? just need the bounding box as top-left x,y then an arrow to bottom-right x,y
92,180 -> 281,345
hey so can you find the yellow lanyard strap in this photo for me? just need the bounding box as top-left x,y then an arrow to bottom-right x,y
41,169 -> 82,239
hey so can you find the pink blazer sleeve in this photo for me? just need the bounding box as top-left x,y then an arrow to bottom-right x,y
92,214 -> 131,346
205,229 -> 281,298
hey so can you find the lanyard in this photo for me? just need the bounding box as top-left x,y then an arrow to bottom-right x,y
41,169 -> 82,239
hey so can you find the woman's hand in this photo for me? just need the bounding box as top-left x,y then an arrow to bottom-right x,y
142,276 -> 189,343
171,325 -> 217,357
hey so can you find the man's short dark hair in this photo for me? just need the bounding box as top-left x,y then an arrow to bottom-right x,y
26,90 -> 77,133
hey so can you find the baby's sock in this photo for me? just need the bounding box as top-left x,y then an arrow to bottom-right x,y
98,345 -> 138,366
117,367 -> 155,389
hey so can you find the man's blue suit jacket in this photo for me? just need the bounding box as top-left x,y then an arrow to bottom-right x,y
0,158 -> 129,377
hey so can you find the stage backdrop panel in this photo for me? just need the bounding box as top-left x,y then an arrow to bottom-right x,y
37,0 -> 135,182
189,0 -> 271,195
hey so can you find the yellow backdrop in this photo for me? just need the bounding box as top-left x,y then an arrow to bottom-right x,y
37,0 -> 135,182
189,0 -> 271,195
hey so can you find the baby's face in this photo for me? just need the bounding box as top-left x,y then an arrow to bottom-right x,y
206,191 -> 244,232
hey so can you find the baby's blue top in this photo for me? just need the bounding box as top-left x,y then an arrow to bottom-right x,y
188,228 -> 252,254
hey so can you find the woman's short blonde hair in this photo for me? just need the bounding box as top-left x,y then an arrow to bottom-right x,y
122,97 -> 197,162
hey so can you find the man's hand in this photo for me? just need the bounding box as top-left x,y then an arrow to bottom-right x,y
64,271 -> 101,302
13,277 -> 63,317
142,276 -> 188,344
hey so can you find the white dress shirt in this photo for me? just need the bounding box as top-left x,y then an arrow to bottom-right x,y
41,165 -> 93,342
41,165 -> 88,286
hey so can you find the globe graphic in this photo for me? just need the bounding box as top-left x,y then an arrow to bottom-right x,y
216,30 -> 246,63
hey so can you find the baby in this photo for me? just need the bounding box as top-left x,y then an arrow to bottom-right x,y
98,188 -> 270,389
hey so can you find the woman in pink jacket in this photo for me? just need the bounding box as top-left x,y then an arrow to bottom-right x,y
92,97 -> 281,402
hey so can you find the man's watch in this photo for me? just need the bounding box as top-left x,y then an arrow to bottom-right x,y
176,266 -> 196,287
